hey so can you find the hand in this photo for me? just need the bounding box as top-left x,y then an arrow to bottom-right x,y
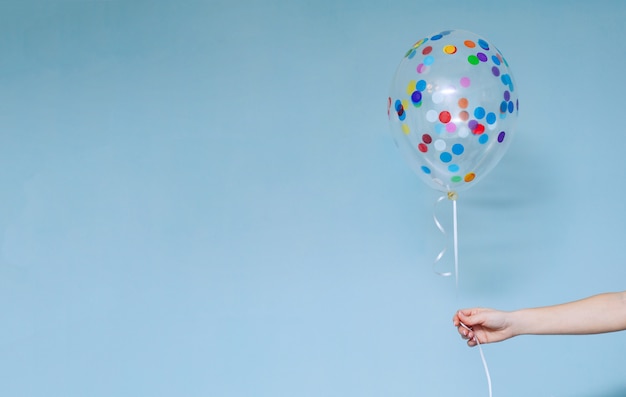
453,308 -> 515,346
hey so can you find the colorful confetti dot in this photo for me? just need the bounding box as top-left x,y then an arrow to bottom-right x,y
418,143 -> 428,152
452,143 -> 464,155
498,131 -> 506,142
443,45 -> 457,54
440,152 -> 453,163
479,134 -> 489,144
464,173 -> 476,182
458,98 -> 469,109
411,91 -> 422,103
422,46 -> 433,55
460,77 -> 471,87
474,107 -> 486,119
421,166 -> 431,174
426,110 -> 438,122
439,111 -> 452,123
448,164 -> 460,172
468,55 -> 479,65
464,40 -> 476,48
422,134 -> 432,144
478,39 -> 489,50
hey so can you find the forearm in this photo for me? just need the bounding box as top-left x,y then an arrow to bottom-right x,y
510,292 -> 626,336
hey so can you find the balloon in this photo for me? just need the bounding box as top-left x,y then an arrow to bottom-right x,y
388,29 -> 519,193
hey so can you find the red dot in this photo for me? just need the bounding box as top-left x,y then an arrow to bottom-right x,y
422,46 -> 433,55
439,111 -> 452,123
422,134 -> 432,144
473,123 -> 485,134
418,143 -> 428,153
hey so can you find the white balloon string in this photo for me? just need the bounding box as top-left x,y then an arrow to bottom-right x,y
432,195 -> 452,277
460,322 -> 493,397
452,198 -> 459,290
432,193 -> 459,284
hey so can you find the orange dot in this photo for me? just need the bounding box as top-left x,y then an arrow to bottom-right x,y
458,97 -> 469,109
443,45 -> 457,54
459,111 -> 469,121
464,173 -> 476,182
464,40 -> 476,48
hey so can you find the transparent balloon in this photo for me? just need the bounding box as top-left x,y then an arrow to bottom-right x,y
388,29 -> 519,193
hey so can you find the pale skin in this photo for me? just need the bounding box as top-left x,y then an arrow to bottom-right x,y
453,291 -> 626,347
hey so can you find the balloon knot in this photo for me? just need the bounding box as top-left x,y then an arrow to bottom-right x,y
447,191 -> 458,201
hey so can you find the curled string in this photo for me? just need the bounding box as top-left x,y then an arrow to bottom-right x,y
432,192 -> 459,286
460,322 -> 492,397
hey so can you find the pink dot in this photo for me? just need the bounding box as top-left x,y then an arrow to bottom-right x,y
446,122 -> 457,133
417,64 -> 426,73
460,77 -> 471,87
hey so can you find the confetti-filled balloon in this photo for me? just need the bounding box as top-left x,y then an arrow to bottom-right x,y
388,29 -> 519,193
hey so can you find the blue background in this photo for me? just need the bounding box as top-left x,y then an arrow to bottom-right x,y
1,0 -> 625,396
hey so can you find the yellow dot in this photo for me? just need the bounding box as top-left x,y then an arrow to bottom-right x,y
406,80 -> 416,95
412,39 -> 426,49
443,45 -> 457,54
402,124 -> 410,135
464,172 -> 476,182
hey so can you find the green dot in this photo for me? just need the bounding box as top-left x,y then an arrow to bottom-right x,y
451,176 -> 462,183
468,55 -> 479,65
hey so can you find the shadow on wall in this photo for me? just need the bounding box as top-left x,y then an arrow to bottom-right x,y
577,385 -> 626,397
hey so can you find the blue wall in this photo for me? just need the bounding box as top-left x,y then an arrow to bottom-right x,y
1,0 -> 625,396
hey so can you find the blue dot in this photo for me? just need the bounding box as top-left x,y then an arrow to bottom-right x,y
448,164 -> 459,172
501,74 -> 511,85
451,143 -> 464,155
474,107 -> 486,119
486,112 -> 496,125
440,152 -> 453,163
421,166 -> 431,174
500,101 -> 508,113
416,79 -> 427,91
478,39 -> 489,50
399,112 -> 406,121
395,100 -> 402,111
431,34 -> 443,40
411,91 -> 422,103
435,123 -> 445,134
479,134 -> 489,144
508,101 -> 514,113
424,55 -> 435,65
491,55 -> 501,65
407,49 -> 416,59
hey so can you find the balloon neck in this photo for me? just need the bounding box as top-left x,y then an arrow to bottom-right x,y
447,191 -> 458,201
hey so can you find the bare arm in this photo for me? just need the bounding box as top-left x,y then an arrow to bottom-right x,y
453,291 -> 626,346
